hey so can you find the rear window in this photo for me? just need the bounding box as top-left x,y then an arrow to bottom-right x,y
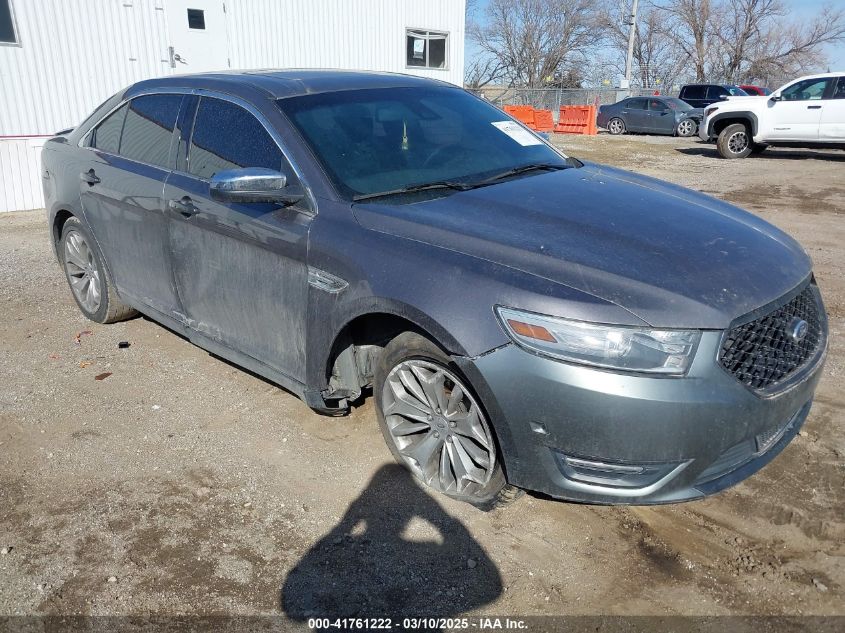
119,94 -> 183,168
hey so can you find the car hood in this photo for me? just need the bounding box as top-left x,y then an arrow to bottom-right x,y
351,163 -> 812,329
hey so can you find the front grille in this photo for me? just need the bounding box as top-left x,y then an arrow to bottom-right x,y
719,285 -> 824,393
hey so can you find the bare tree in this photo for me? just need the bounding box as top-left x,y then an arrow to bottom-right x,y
600,1 -> 688,88
470,0 -> 604,88
662,0 -> 716,82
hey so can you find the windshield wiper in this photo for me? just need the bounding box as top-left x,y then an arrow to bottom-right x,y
468,163 -> 569,187
352,180 -> 473,202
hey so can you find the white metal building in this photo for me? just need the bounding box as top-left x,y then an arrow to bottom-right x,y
0,0 -> 466,212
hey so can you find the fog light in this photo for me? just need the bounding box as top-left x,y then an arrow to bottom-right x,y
555,451 -> 682,489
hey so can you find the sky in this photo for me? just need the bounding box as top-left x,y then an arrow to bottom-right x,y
466,0 -> 845,78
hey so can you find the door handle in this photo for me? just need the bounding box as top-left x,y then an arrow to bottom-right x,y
168,196 -> 198,218
807,105 -> 822,109
80,169 -> 100,185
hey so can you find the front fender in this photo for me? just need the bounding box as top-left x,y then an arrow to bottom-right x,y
706,111 -> 759,138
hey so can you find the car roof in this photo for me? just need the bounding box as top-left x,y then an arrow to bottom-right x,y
125,69 -> 455,101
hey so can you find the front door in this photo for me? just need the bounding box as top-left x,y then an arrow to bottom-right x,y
767,77 -> 832,141
80,94 -> 185,318
648,98 -> 675,134
164,95 -> 311,381
165,0 -> 229,72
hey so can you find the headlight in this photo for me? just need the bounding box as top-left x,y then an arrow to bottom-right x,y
496,307 -> 700,375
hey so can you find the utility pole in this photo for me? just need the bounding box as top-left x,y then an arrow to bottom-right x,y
624,0 -> 639,90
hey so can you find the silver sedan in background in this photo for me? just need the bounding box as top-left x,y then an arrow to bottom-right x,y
598,96 -> 703,137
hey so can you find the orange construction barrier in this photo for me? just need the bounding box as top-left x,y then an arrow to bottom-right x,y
533,109 -> 554,132
554,105 -> 598,135
503,104 -> 537,130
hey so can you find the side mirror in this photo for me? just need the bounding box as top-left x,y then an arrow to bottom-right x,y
770,92 -> 782,102
210,167 -> 304,205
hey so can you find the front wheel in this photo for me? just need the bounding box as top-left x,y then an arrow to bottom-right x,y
676,119 -> 697,137
374,332 -> 520,510
717,123 -> 753,158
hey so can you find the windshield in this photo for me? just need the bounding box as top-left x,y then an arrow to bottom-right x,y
727,86 -> 750,96
662,97 -> 692,111
277,87 -> 573,200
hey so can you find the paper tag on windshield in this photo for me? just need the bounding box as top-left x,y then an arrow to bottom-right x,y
491,120 -> 543,146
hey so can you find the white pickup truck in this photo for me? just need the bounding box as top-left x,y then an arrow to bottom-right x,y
699,72 -> 845,158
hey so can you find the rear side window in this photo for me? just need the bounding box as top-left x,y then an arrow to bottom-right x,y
681,86 -> 706,100
91,103 -> 128,154
119,94 -> 183,168
707,86 -> 727,99
187,97 -> 282,180
626,98 -> 648,110
833,77 -> 845,99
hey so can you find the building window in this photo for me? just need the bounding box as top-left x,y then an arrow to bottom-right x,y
405,29 -> 448,70
187,8 -> 205,30
1,0 -> 19,45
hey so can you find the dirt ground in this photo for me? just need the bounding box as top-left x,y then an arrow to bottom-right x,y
1,134 -> 843,628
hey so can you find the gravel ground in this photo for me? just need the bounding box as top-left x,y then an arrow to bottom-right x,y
0,134 -> 843,627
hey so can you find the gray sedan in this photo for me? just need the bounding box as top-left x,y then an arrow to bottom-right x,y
42,71 -> 826,509
597,96 -> 703,136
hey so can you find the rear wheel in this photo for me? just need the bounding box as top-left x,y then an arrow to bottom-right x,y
607,117 -> 626,135
60,217 -> 136,323
717,123 -> 753,158
374,332 -> 521,510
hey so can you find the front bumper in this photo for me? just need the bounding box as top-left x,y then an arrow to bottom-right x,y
455,330 -> 826,505
698,121 -> 712,141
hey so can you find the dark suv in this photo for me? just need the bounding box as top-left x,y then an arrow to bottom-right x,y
42,71 -> 827,509
679,83 -> 749,109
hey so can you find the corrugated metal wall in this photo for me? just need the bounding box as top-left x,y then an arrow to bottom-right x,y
225,0 -> 465,87
0,0 -> 465,212
0,0 -> 171,137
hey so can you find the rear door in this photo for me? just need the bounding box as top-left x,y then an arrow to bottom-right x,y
819,76 -> 845,141
680,85 -> 706,108
80,93 -> 184,317
768,77 -> 831,141
164,95 -> 311,381
622,98 -> 649,132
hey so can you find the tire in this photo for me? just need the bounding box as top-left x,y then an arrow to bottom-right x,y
607,117 -> 626,135
717,123 -> 753,158
750,143 -> 768,154
60,217 -> 137,324
676,118 -> 697,137
374,331 -> 521,510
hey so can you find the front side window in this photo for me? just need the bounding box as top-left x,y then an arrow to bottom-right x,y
0,0 -> 18,44
119,94 -> 183,168
649,99 -> 667,111
707,86 -> 729,99
406,29 -> 448,69
278,86 -> 572,200
90,103 -> 129,154
188,97 -> 282,180
781,78 -> 831,101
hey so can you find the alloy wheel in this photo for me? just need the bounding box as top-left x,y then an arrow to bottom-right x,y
608,118 -> 624,134
382,359 -> 496,495
727,130 -> 749,154
677,119 -> 695,136
64,230 -> 102,313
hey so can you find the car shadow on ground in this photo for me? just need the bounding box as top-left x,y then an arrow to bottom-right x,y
280,464 -> 502,629
676,145 -> 845,161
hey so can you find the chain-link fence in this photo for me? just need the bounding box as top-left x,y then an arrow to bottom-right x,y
473,87 -> 659,112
